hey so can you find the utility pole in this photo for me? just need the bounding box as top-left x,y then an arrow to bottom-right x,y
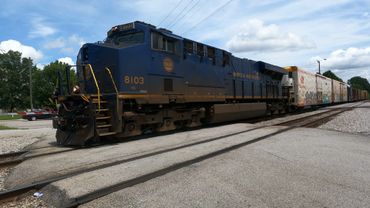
20,64 -> 34,110
316,59 -> 326,74
29,66 -> 33,110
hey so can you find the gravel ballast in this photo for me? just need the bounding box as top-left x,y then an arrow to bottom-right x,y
319,102 -> 370,136
0,127 -> 55,208
0,191 -> 50,208
0,128 -> 55,155
0,128 -> 55,191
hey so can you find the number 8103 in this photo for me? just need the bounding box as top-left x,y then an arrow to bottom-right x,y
124,76 -> 144,85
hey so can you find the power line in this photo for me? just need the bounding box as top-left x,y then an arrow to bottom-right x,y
168,0 -> 201,29
157,0 -> 183,27
165,0 -> 195,28
182,0 -> 234,35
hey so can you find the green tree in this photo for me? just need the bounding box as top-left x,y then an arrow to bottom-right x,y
32,61 -> 76,108
322,70 -> 343,82
348,76 -> 370,92
0,51 -> 34,112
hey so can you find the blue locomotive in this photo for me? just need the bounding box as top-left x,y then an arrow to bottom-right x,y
54,21 -> 291,146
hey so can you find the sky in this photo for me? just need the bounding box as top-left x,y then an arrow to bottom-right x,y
0,0 -> 370,82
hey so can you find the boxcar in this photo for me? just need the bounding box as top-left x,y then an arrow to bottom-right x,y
286,66 -> 317,107
316,74 -> 332,104
340,83 -> 348,102
331,79 -> 341,103
361,90 -> 369,100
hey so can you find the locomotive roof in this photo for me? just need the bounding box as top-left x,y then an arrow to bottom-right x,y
107,21 -> 287,75
107,21 -> 183,40
108,21 -> 229,50
258,62 -> 287,75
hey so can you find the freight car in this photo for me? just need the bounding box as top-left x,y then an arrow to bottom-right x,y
54,21 -> 292,146
349,88 -> 369,101
284,66 -> 365,108
360,89 -> 368,100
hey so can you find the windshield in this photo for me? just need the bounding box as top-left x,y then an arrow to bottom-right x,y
106,31 -> 145,48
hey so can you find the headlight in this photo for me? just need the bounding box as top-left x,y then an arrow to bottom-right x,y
72,85 -> 80,93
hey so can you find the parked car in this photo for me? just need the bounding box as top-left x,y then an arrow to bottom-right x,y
18,109 -> 57,121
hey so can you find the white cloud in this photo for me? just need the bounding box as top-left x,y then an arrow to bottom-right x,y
58,57 -> 74,66
29,18 -> 56,38
60,47 -> 75,54
36,63 -> 45,69
226,19 -> 315,52
44,34 -> 85,55
318,47 -> 370,70
68,34 -> 85,47
0,39 -> 43,61
44,38 -> 65,49
310,47 -> 370,81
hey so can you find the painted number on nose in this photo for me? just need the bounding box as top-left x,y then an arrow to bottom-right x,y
124,76 -> 144,85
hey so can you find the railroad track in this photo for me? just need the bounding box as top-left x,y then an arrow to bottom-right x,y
0,148 -> 76,169
277,109 -> 345,127
277,102 -> 362,128
0,151 -> 28,167
0,101 -> 363,205
0,139 -> 126,169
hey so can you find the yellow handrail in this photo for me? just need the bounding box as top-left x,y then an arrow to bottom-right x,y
105,67 -> 120,117
86,64 -> 101,112
105,67 -> 118,94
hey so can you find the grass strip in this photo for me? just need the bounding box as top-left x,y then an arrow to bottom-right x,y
0,125 -> 17,130
0,115 -> 21,120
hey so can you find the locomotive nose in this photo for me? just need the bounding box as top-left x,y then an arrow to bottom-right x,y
79,44 -> 98,65
79,45 -> 89,63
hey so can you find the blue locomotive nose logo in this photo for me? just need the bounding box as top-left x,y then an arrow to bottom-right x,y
163,57 -> 174,73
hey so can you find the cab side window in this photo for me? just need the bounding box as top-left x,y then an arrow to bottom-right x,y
222,51 -> 230,67
167,40 -> 175,53
152,33 -> 165,50
207,47 -> 216,65
184,40 -> 193,54
197,44 -> 204,57
151,32 -> 178,54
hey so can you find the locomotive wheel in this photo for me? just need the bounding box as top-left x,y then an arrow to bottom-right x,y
186,115 -> 202,128
156,119 -> 176,132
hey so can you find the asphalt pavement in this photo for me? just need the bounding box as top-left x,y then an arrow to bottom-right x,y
80,127 -> 370,208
